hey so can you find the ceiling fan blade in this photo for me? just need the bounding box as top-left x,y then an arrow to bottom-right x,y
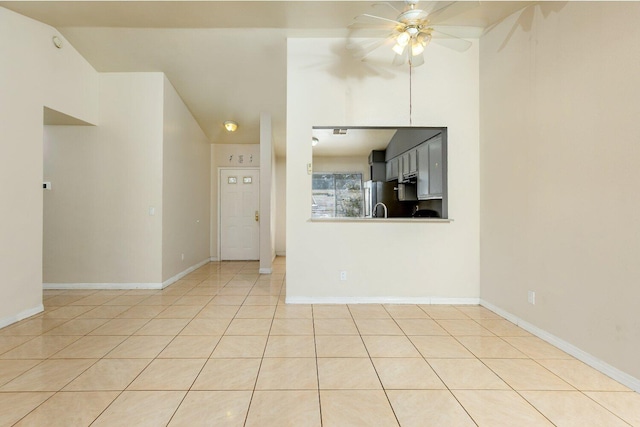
348,35 -> 396,60
371,2 -> 402,14
431,28 -> 473,52
348,22 -> 397,31
428,1 -> 480,25
392,50 -> 408,66
354,13 -> 404,26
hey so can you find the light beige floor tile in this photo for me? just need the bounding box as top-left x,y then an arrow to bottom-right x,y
354,318 -> 404,335
0,360 -> 41,387
128,358 -> 206,390
0,336 -> 33,354
317,358 -> 382,389
456,306 -> 502,319
88,318 -> 149,335
419,305 -> 470,319
64,359 -> 151,391
475,318 -> 531,336
43,305 -> 94,319
217,287 -> 251,296
0,392 -> 53,426
256,358 -> 318,390
320,390 -> 398,427
70,294 -> 118,306
14,391 -> 118,427
211,335 -> 267,358
155,305 -> 202,319
174,295 -> 213,306
103,295 -> 149,306
80,305 -> 130,319
585,391 -> 640,426
106,335 -> 173,358
244,296 -> 279,306
436,319 -> 494,336
457,336 -> 528,358
117,305 -> 166,319
522,391 -> 630,427
395,318 -> 449,335
137,295 -> 182,306
313,318 -> 359,335
410,335 -> 475,358
134,318 -> 190,336
225,318 -> 272,335
91,390 -> 185,427
388,390 -> 476,427
52,335 -> 126,358
454,390 -> 554,427
168,391 -> 252,427
274,304 -> 313,319
362,335 -> 422,357
264,335 -> 316,358
384,304 -> 430,319
44,318 -> 108,335
270,318 -> 314,335
373,357 -> 445,389
0,318 -> 68,336
348,304 -> 390,319
315,335 -> 368,358
196,305 -> 239,319
192,358 -> 261,390
537,359 -> 630,391
428,359 -> 510,390
180,318 -> 230,335
0,335 -> 81,359
503,336 -> 572,359
1,359 -> 96,391
312,305 -> 352,319
235,305 -> 276,319
245,390 -> 321,427
483,359 -> 574,390
158,335 -> 220,358
210,296 -> 247,306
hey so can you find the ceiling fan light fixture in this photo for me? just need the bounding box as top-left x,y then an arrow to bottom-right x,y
411,41 -> 425,56
396,31 -> 411,47
392,42 -> 406,55
224,120 -> 238,132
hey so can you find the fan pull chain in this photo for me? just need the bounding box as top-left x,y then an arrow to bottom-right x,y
409,63 -> 413,127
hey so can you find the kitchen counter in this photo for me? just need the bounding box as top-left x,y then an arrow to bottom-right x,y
309,217 -> 452,223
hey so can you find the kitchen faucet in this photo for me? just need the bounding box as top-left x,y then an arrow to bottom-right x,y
373,202 -> 388,218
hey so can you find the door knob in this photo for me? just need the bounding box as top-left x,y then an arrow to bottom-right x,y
255,211 -> 259,222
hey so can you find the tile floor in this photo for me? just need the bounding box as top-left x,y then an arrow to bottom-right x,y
0,258 -> 638,426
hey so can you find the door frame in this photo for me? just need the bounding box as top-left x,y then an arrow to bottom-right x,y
217,167 -> 260,261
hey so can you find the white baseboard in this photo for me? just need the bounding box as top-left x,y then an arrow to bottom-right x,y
44,258 -> 212,291
480,299 -> 640,393
275,251 -> 286,257
44,282 -> 163,290
162,258 -> 211,289
259,268 -> 273,274
0,304 -> 44,329
285,296 -> 480,305
209,257 -> 219,262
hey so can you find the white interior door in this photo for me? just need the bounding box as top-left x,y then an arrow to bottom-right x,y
220,169 -> 260,260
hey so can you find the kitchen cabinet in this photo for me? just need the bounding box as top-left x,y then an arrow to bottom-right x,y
386,157 -> 399,181
417,137 -> 443,199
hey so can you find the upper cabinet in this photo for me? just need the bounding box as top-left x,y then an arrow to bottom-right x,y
417,136 -> 443,200
386,157 -> 399,181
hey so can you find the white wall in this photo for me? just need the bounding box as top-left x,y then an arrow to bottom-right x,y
275,157 -> 287,256
259,112 -> 275,272
286,38 -> 480,302
480,2 -> 640,383
313,155 -> 370,181
162,76 -> 211,281
209,143 -> 260,259
44,73 -> 164,284
0,7 -> 98,325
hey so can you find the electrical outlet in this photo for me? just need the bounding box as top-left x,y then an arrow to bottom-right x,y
340,271 -> 347,281
528,290 -> 536,305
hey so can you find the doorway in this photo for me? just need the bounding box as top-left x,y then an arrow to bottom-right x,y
219,168 -> 260,260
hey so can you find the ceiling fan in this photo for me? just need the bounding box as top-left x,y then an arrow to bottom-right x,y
348,0 -> 475,67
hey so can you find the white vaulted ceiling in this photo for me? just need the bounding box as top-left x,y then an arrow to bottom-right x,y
0,1 -> 532,156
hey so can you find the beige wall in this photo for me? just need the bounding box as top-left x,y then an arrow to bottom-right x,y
209,143 -> 260,259
44,73 -> 164,284
480,3 -> 640,382
0,7 -> 98,325
162,77 -> 211,281
286,38 -> 480,302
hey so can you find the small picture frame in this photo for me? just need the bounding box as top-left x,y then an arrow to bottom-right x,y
228,176 -> 237,184
243,176 -> 253,184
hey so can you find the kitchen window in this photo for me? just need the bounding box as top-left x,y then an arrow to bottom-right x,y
312,173 -> 363,218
